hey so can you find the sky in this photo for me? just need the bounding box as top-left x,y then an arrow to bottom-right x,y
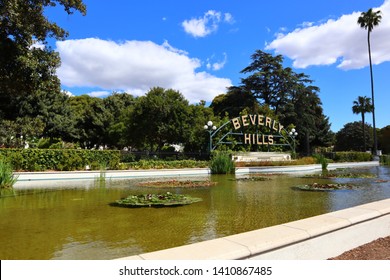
44,0 -> 390,132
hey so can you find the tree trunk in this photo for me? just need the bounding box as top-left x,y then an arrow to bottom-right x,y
362,113 -> 366,151
368,31 -> 378,155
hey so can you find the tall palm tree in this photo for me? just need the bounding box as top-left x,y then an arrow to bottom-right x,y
352,96 -> 373,151
358,8 -> 382,155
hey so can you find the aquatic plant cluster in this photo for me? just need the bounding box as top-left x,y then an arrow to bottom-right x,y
303,171 -> 376,179
209,151 -> 235,174
136,179 -> 217,188
112,192 -> 202,207
0,159 -> 18,189
292,183 -> 355,191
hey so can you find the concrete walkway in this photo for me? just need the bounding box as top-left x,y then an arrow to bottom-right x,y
14,161 -> 380,187
117,198 -> 390,260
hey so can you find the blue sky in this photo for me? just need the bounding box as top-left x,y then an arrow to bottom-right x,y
44,0 -> 389,132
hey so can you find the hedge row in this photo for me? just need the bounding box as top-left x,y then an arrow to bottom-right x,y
126,159 -> 209,169
0,149 -> 121,171
333,152 -> 373,162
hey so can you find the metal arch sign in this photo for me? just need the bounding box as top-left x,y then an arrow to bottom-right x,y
210,114 -> 294,151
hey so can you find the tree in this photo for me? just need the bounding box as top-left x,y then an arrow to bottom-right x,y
210,86 -> 259,118
239,50 -> 312,115
68,95 -> 112,148
335,121 -> 373,152
103,92 -> 135,149
126,87 -> 191,151
184,101 -> 216,154
0,117 -> 45,148
358,8 -> 382,155
280,85 -> 333,155
352,96 -> 373,151
378,126 -> 390,154
0,0 -> 86,122
237,50 -> 333,154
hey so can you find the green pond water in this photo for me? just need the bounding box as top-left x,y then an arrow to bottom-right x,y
1,166 -> 390,260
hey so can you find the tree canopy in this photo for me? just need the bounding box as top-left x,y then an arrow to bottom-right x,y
222,50 -> 334,154
0,0 -> 86,118
335,122 -> 373,152
1,2 -> 378,155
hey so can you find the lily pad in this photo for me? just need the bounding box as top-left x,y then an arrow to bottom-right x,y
110,192 -> 203,208
292,183 -> 355,191
303,172 -> 376,179
136,179 -> 217,188
231,176 -> 272,182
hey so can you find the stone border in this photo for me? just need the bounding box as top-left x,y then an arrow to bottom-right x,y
14,161 -> 380,187
117,198 -> 390,260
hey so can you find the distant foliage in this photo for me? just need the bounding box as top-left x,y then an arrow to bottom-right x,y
335,122 -> 373,152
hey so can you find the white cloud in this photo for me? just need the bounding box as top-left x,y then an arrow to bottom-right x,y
56,38 -> 231,103
30,41 -> 45,50
62,90 -> 73,97
266,0 -> 390,70
182,10 -> 234,38
88,91 -> 111,98
207,53 -> 228,71
224,13 -> 234,24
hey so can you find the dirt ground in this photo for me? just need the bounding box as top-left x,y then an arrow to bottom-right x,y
328,235 -> 390,260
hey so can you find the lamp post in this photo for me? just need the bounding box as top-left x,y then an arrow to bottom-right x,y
204,121 -> 217,152
289,128 -> 298,158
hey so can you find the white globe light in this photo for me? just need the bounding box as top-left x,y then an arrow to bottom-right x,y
207,121 -> 213,127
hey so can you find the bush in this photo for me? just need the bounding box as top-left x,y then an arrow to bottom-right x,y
209,151 -> 235,174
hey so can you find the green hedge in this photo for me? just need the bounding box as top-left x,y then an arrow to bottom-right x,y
126,159 -> 209,169
0,149 -> 121,171
333,152 -> 373,162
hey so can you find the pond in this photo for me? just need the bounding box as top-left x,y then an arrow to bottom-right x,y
1,166 -> 390,260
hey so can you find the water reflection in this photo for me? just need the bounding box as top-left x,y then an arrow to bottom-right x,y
1,166 -> 389,260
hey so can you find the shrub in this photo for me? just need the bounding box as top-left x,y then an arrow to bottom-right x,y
209,151 -> 235,174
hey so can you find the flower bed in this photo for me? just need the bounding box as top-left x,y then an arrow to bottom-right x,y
111,192 -> 202,207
